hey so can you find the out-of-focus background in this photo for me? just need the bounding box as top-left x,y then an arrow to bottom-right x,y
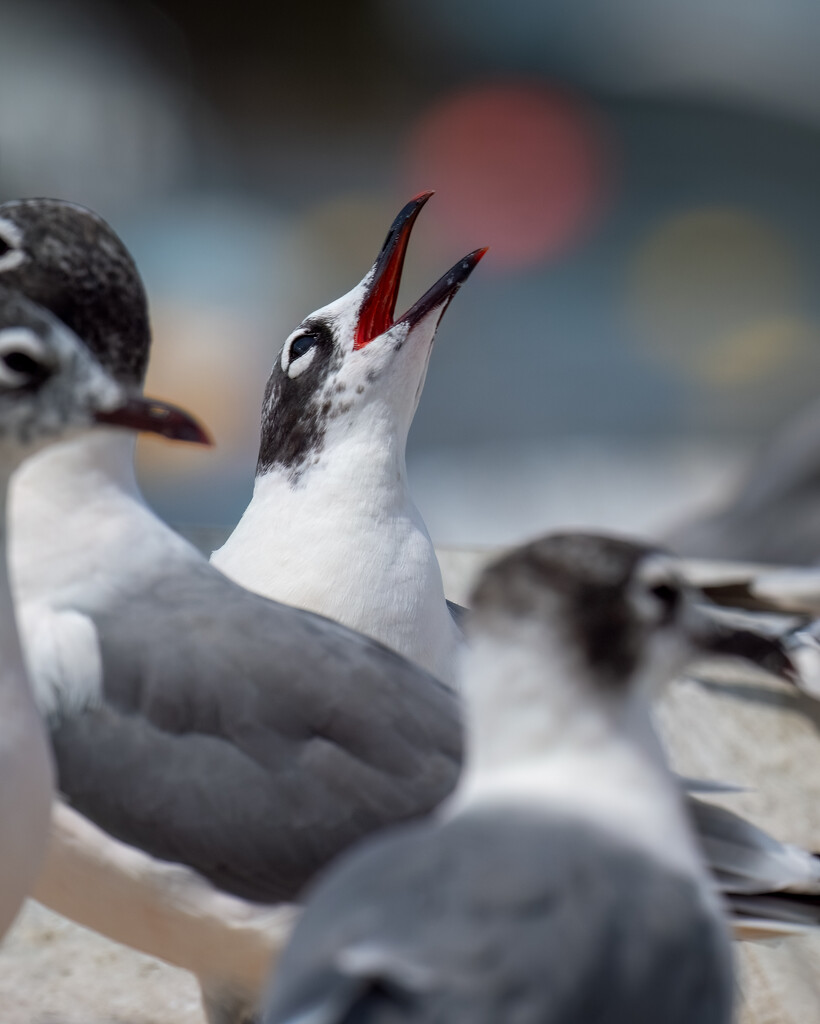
4,0 -> 820,547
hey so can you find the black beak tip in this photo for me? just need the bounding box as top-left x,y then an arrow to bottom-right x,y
171,419 -> 214,447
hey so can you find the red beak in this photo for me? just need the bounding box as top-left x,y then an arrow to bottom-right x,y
95,397 -> 213,445
354,191 -> 434,350
354,192 -> 488,349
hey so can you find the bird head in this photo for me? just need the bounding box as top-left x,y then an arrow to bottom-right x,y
0,198 -> 150,387
258,193 -> 486,482
470,532 -> 794,700
0,287 -> 207,462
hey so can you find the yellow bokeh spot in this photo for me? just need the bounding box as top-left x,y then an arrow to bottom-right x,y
627,207 -> 813,388
690,316 -> 814,386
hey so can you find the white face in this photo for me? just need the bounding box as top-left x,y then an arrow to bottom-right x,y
284,282 -> 442,405
0,309 -> 122,453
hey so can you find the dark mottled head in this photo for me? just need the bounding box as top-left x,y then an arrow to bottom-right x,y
256,192 -> 487,482
0,199 -> 150,387
471,532 -> 798,701
0,286 -> 207,457
471,533 -> 684,690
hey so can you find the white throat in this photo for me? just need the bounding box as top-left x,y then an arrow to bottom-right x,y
212,423 -> 460,684
9,429 -> 196,608
451,624 -> 704,879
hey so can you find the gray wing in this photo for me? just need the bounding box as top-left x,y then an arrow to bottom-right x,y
446,599 -> 469,631
688,797 -> 820,896
50,559 -> 462,903
264,809 -> 733,1024
665,396 -> 820,565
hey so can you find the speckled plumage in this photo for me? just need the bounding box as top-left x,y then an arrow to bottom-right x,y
0,200 -> 150,386
472,534 -> 659,689
256,317 -> 344,481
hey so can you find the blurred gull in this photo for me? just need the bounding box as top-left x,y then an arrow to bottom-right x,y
667,396 -> 820,565
263,534 -> 741,1024
0,285 -> 187,938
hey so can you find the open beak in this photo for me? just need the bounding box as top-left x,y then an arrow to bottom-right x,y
354,191 -> 488,350
95,397 -> 213,445
683,601 -> 796,680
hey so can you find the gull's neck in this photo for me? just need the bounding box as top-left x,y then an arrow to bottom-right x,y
13,429 -> 142,509
10,429 -> 192,606
213,417 -> 460,683
257,423 -> 413,518
458,622 -> 665,779
451,622 -> 701,876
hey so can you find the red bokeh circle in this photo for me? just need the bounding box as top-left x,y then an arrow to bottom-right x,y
405,83 -> 611,269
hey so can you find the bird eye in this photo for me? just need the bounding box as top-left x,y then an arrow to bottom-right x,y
3,350 -> 47,378
0,328 -> 52,389
650,583 -> 678,605
291,334 -> 317,360
282,331 -> 323,379
648,582 -> 680,623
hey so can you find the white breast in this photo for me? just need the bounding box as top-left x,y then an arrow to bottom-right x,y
212,465 -> 461,684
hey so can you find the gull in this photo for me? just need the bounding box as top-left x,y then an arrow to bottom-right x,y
0,284 -> 198,938
263,533 -> 742,1024
0,198 -> 461,1024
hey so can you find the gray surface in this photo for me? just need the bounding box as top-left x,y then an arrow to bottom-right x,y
263,810 -> 732,1024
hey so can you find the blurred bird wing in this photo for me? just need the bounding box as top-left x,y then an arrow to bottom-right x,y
264,809 -> 733,1024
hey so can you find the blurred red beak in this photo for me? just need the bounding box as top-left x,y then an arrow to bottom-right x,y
95,397 -> 212,445
354,192 -> 487,349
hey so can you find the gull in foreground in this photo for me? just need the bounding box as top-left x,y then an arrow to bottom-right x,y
264,533 -> 742,1024
0,285 -> 196,938
0,198 -> 461,1024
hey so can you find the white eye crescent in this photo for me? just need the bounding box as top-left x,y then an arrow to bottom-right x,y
0,217 -> 26,273
0,327 -> 50,387
632,556 -> 683,625
282,332 -> 319,379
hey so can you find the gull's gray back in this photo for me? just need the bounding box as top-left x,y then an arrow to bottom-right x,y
49,550 -> 462,903
264,808 -> 734,1024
